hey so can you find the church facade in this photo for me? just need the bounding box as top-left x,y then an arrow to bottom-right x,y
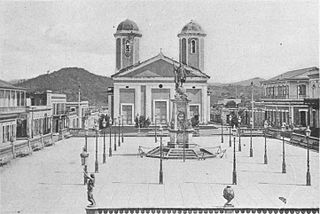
110,19 -> 211,125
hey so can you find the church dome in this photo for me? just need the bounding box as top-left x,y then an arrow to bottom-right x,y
179,20 -> 206,36
116,19 -> 140,32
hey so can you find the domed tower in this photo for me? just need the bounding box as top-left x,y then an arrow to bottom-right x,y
114,19 -> 142,71
178,20 -> 206,71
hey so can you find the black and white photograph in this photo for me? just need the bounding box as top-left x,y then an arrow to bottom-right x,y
0,0 -> 319,213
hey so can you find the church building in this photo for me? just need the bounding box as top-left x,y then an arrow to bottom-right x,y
110,19 -> 211,125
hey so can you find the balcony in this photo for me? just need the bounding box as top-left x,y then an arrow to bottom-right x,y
262,94 -> 308,100
0,106 -> 26,114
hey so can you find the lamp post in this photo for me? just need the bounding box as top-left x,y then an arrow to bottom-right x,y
221,116 -> 224,144
137,114 -> 141,134
94,121 -> 99,173
159,124 -> 163,184
118,116 -> 121,147
121,115 -> 124,143
305,126 -> 311,186
84,120 -> 88,151
263,121 -> 268,164
114,118 -> 117,151
109,118 -> 112,157
154,115 -> 157,143
229,124 -> 232,147
281,123 -> 286,173
232,125 -> 237,185
238,116 -> 241,152
102,118 -> 107,164
249,117 -> 253,157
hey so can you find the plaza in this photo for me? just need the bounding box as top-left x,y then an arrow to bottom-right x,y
0,129 -> 319,214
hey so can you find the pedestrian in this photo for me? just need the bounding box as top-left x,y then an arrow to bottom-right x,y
83,171 -> 96,207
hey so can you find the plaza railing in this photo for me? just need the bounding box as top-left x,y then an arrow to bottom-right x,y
85,207 -> 319,214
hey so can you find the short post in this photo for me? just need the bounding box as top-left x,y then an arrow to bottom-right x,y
281,123 -> 286,173
159,125 -> 163,184
305,126 -> 311,186
27,135 -> 32,154
232,126 -> 237,185
11,137 -> 16,159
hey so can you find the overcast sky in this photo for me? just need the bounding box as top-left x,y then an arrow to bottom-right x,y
0,0 -> 318,83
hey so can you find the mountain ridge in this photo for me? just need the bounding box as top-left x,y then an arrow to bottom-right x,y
14,67 -> 113,106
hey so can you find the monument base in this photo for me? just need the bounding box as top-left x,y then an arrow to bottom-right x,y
145,144 -> 225,160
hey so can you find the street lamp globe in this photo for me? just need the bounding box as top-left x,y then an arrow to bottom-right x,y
232,125 -> 237,136
102,118 -> 106,128
281,123 -> 285,132
306,126 -> 311,137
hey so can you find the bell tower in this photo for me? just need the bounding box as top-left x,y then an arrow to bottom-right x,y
114,19 -> 142,71
178,20 -> 206,71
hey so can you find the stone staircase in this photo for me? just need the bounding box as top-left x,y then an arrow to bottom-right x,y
167,148 -> 198,159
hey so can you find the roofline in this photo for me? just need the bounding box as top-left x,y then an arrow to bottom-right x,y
111,53 -> 210,79
261,78 -> 309,84
263,66 -> 319,83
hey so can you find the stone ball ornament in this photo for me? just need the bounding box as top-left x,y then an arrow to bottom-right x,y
223,185 -> 235,207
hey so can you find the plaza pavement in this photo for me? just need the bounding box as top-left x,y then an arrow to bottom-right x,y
0,130 -> 319,213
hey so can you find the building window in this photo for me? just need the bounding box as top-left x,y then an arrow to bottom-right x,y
298,84 -> 306,96
191,39 -> 196,53
181,38 -> 186,64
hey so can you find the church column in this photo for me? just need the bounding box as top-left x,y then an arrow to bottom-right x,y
135,86 -> 141,116
146,85 -> 152,121
113,85 -> 120,120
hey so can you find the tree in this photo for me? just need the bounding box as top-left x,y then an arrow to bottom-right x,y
225,100 -> 237,108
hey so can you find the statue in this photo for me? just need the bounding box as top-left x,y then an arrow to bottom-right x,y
174,63 -> 187,89
84,172 -> 96,207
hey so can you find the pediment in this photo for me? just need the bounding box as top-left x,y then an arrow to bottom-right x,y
112,53 -> 210,79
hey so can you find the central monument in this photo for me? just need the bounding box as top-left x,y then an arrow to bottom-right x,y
145,63 -> 221,159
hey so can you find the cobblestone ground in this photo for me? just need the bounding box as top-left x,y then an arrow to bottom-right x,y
0,131 -> 319,213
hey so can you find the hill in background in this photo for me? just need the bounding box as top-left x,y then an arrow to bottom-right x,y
208,77 -> 265,105
14,67 -> 113,106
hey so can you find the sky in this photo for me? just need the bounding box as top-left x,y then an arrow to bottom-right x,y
0,0 -> 318,83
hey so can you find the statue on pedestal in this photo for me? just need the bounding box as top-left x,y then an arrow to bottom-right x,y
174,63 -> 189,100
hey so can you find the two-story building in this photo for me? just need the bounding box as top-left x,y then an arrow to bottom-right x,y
26,91 -> 53,138
0,80 -> 27,144
261,67 -> 319,128
66,101 -> 89,128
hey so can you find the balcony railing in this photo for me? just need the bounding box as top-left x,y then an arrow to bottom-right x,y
85,207 -> 320,214
0,106 -> 26,114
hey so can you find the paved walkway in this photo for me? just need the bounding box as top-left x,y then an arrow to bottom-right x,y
0,134 -> 319,213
